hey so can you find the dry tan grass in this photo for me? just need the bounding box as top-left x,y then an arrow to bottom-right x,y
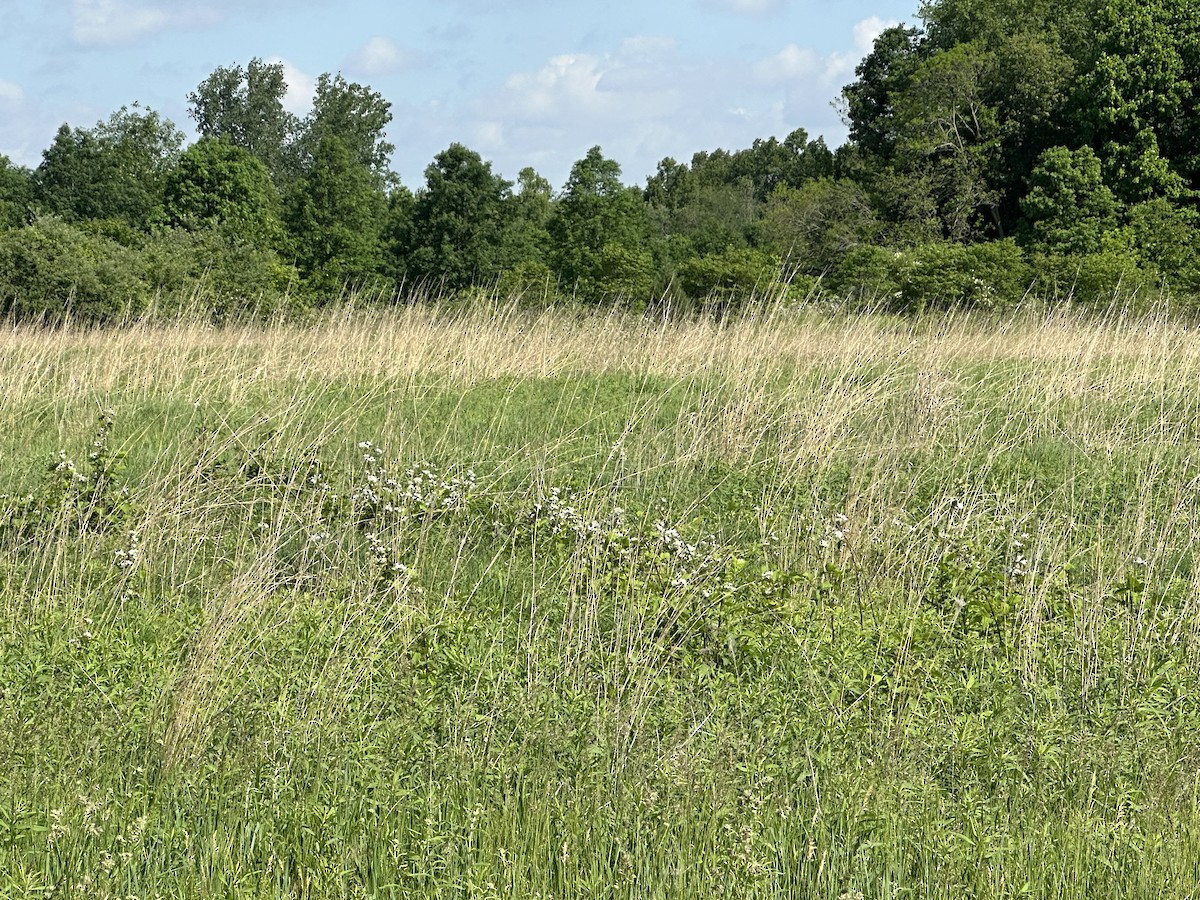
4,302 -> 1199,397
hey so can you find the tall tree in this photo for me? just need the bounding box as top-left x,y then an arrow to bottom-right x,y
187,58 -> 298,187
842,25 -> 927,163
33,104 -> 184,230
284,134 -> 387,296
548,146 -> 652,301
893,41 -> 1002,239
295,73 -> 395,185
405,143 -> 516,289
0,155 -> 32,229
1082,0 -> 1199,198
506,166 -> 554,266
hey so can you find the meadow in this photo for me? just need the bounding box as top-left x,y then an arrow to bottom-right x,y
3,300 -> 1200,898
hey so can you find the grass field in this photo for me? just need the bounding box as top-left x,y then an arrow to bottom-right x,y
3,301 -> 1200,898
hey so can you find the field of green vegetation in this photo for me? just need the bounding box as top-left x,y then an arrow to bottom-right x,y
3,302 -> 1200,898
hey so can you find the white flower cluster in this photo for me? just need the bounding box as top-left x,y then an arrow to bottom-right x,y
1007,532 -> 1033,577
364,530 -> 415,582
52,450 -> 89,485
113,531 -> 141,570
817,512 -> 849,550
528,488 -> 736,597
352,441 -> 476,521
528,487 -> 626,542
652,520 -> 700,562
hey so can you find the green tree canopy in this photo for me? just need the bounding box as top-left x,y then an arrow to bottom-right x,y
759,178 -> 880,280
162,137 -> 283,248
893,41 -> 1002,239
32,105 -> 184,230
506,167 -> 554,266
1021,146 -> 1120,254
284,134 -> 387,296
187,58 -> 298,186
0,155 -> 32,229
842,25 -> 927,163
405,143 -> 517,290
295,73 -> 395,186
549,147 -> 652,302
1082,0 -> 1199,199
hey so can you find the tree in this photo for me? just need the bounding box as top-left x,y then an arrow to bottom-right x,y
919,0 -> 1090,53
893,42 -> 1003,239
0,155 -> 31,229
842,25 -> 927,163
187,58 -> 298,186
295,73 -> 395,185
985,30 -> 1077,221
549,147 -> 651,301
405,143 -> 516,290
644,157 -> 693,209
1021,146 -> 1119,254
726,130 -> 835,201
163,138 -> 283,248
32,105 -> 184,230
1082,0 -> 1200,196
284,134 -> 387,296
668,183 -> 759,257
507,167 -> 554,265
759,178 -> 880,280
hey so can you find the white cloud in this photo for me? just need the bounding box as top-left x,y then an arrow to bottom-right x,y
498,54 -> 607,122
619,35 -> 677,58
346,37 -> 413,76
698,0 -> 786,13
267,56 -> 315,116
464,36 -> 834,186
71,0 -> 169,46
853,15 -> 898,53
399,14 -> 888,189
70,0 -> 221,46
0,80 -> 24,104
815,17 -> 901,89
754,44 -> 819,83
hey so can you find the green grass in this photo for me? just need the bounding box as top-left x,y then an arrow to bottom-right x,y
3,303 -> 1200,897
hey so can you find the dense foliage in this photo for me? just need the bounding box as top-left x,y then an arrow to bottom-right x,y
3,0 -> 1200,321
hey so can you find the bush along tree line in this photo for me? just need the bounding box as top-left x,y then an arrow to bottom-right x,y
3,0 -> 1200,323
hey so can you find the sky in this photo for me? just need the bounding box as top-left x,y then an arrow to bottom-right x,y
0,0 -> 921,191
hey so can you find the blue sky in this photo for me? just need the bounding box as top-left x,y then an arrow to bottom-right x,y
0,0 -> 920,190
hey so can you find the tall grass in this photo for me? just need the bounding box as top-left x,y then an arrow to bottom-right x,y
3,301 -> 1200,897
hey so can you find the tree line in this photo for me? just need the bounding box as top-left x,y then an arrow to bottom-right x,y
2,0 -> 1199,322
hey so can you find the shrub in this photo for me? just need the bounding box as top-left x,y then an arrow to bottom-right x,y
0,216 -> 152,323
677,246 -> 783,308
585,242 -> 655,306
1031,246 -> 1158,308
892,239 -> 1030,312
830,245 -> 901,302
141,226 -> 302,319
497,260 -> 559,306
